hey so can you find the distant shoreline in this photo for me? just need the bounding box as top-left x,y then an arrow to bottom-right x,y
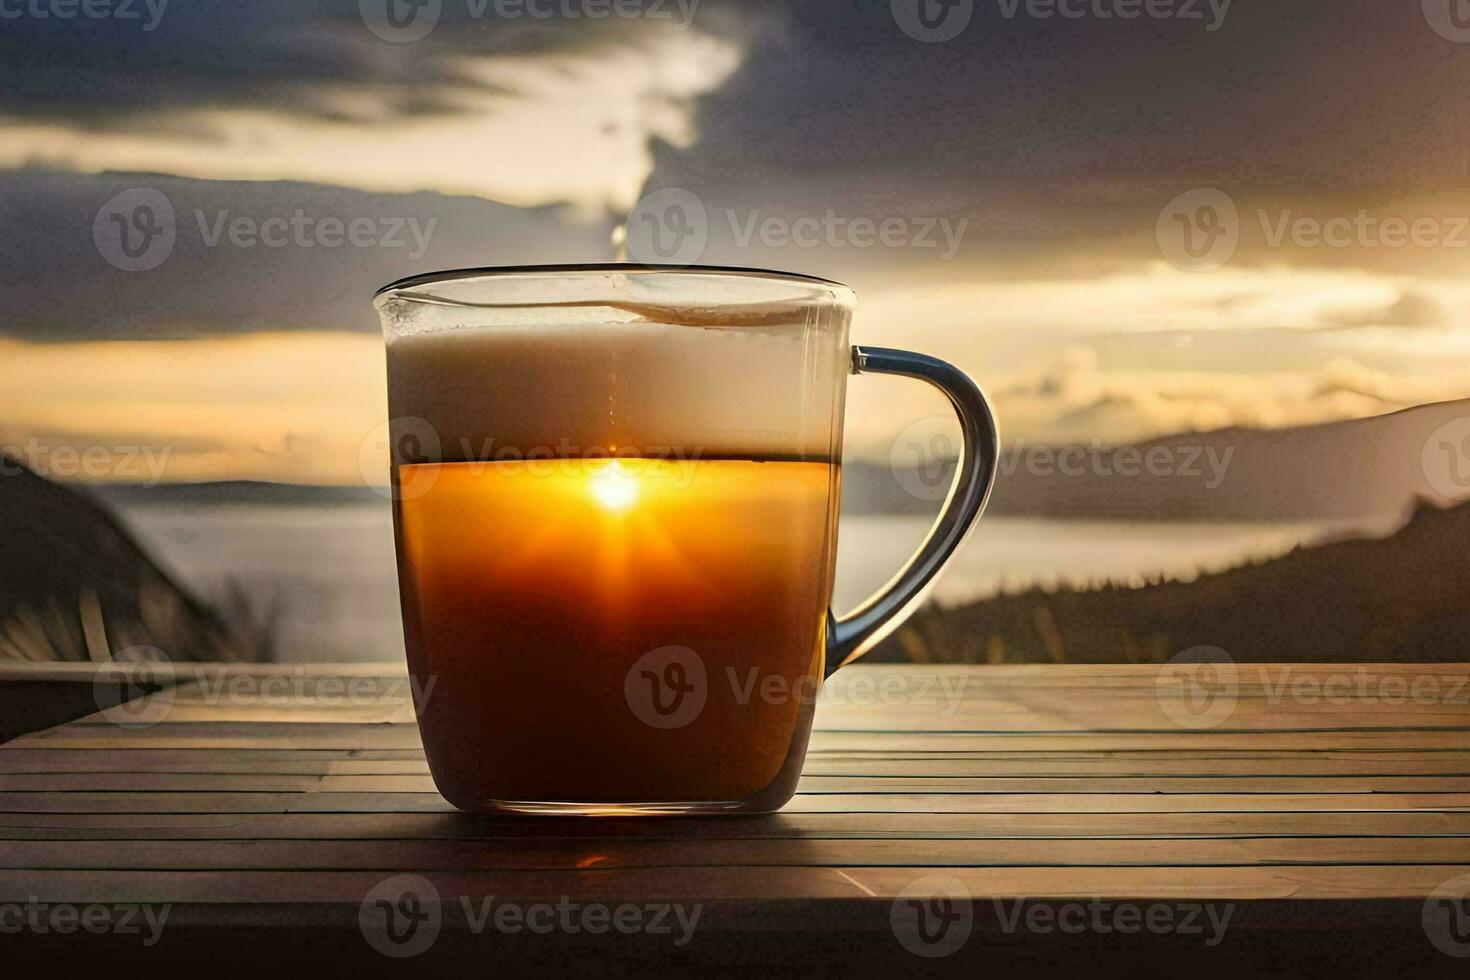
79,391 -> 1470,524
86,477 -> 1409,525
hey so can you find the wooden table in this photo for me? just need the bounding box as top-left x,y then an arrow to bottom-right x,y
2,661 -> 1468,972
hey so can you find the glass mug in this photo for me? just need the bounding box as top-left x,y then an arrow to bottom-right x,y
373,265 -> 998,815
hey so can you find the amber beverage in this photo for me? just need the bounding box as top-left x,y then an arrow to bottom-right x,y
374,265 -> 997,815
396,457 -> 838,809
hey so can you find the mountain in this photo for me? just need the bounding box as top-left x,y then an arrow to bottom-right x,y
856,397 -> 1470,521
0,456 -> 261,662
81,397 -> 1470,523
876,496 -> 1470,665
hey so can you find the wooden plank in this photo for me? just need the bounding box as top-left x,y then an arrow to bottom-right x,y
18,725 -> 1470,774
18,731 -> 1470,758
22,710 -> 1467,741
797,776 -> 1470,793
14,758 -> 1470,787
7,753 -> 1470,792
12,793 -> 1470,824
0,753 -> 431,774
814,730 -> 1470,750
5,661 -> 1460,682
39,747 -> 1470,777
800,758 -> 1470,776
0,662 -> 406,681
816,710 -> 1470,733
11,733 -> 1470,762
0,678 -> 172,744
6,772 -> 1470,814
25,728 -> 1470,752
152,704 -> 415,725
0,865 -> 1461,903
3,810 -> 1470,839
3,837 -> 1469,872
7,725 -> 428,750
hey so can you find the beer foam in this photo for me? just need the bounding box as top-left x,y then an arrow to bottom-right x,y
385,313 -> 850,463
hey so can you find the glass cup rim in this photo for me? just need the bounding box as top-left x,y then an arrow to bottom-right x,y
374,263 -> 856,304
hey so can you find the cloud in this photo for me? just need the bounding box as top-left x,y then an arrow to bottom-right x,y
660,4 -> 1470,196
847,263 -> 1470,353
982,345 -> 1470,448
0,169 -> 616,340
0,332 -> 387,485
1320,290 -> 1451,330
0,6 -> 532,129
0,7 -> 746,214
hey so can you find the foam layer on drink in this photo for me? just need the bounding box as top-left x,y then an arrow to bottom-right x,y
386,314 -> 850,463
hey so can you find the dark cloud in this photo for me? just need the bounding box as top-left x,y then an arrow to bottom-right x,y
8,2 -> 1466,192
659,2 -> 1470,197
603,1 -> 1470,283
0,169 -> 615,340
0,1 -> 686,124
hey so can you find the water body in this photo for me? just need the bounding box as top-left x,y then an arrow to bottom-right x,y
113,503 -> 1351,664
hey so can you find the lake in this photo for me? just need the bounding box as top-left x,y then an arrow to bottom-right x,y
112,502 -> 1363,663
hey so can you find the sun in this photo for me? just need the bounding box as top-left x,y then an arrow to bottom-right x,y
588,460 -> 639,513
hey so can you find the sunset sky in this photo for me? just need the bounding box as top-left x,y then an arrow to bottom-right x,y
3,1 -> 1470,483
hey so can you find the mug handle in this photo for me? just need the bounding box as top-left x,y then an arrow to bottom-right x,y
825,346 -> 1000,677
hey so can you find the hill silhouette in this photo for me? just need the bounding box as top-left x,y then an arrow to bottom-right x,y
0,455 -> 261,663
859,397 -> 1470,520
879,498 -> 1470,666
